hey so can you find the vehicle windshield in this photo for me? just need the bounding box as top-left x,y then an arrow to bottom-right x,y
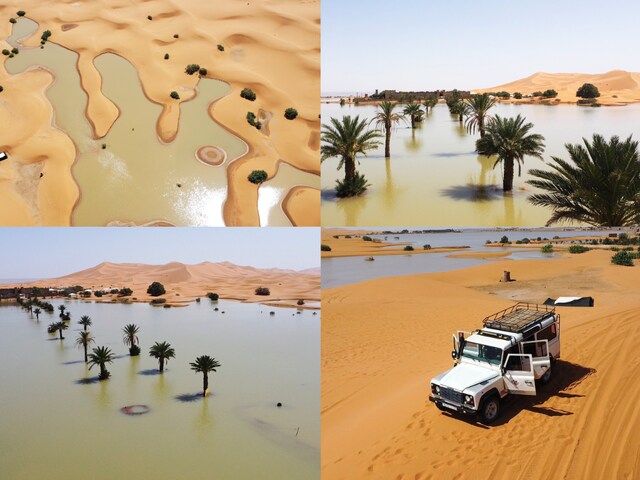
461,341 -> 502,365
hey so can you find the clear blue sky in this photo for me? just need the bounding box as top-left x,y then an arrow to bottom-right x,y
322,0 -> 640,93
0,228 -> 319,279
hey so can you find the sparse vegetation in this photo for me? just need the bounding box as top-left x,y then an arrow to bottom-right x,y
284,108 -> 298,120
513,92 -> 523,99
247,170 -> 268,184
362,236 -> 373,242
576,83 -> 600,99
541,244 -> 554,253
404,245 -> 414,251
41,30 -> 52,43
11,48 -> 18,55
170,91 -> 180,100
217,44 -> 224,51
255,287 -> 271,296
542,89 -> 558,98
164,53 -> 169,60
207,292 -> 219,301
241,88 -> 257,101
246,111 -> 262,130
297,299 -> 305,306
173,33 -> 179,38
17,11 -> 26,16
119,287 -> 133,296
185,64 -> 200,75
9,18 -> 16,24
321,244 -> 332,252
147,15 -> 153,20
423,244 -> 432,250
611,250 -> 635,266
150,298 -> 167,305
2,49 -> 9,56
198,67 -> 207,77
335,171 -> 371,198
500,235 -> 510,244
146,282 -> 166,297
568,245 -> 590,254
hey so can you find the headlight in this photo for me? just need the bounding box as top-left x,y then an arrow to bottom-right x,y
463,394 -> 474,406
431,383 -> 440,394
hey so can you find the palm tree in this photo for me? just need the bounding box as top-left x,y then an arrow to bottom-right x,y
371,101 -> 403,157
149,341 -> 176,372
58,305 -> 66,317
75,331 -> 95,363
423,95 -> 438,114
476,114 -> 545,192
87,346 -> 114,380
190,355 -> 221,396
527,134 -> 640,226
464,93 -> 496,138
78,315 -> 92,331
449,100 -> 466,124
53,321 -> 68,340
122,323 -> 140,356
403,103 -> 423,129
33,308 -> 41,321
321,115 -> 382,197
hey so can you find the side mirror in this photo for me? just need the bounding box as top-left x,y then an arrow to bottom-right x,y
451,350 -> 457,360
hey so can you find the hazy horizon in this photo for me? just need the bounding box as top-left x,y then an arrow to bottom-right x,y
322,0 -> 640,92
0,228 -> 319,279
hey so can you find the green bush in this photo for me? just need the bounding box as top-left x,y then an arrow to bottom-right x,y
321,244 -> 331,252
611,251 -> 634,266
185,64 -> 200,75
521,238 -> 531,244
17,11 -> 25,16
404,245 -> 414,251
0,86 -> 3,93
362,236 -> 373,241
499,235 -> 510,244
513,92 -> 523,99
119,287 -> 133,296
247,170 -> 268,184
532,91 -> 542,97
173,33 -> 179,38
164,53 -> 169,60
217,44 -> 224,51
423,244 -> 432,250
541,244 -> 553,253
198,67 -> 207,76
284,108 -> 298,120
297,299 -> 305,306
568,245 -> 590,254
610,246 -> 620,252
542,89 -> 558,98
129,345 -> 141,356
9,18 -> 16,24
335,172 -> 370,198
255,287 -> 270,296
339,98 -> 345,106
147,282 -> 166,296
11,48 -> 18,55
170,91 -> 180,100
246,111 -> 262,129
576,83 -> 600,99
207,292 -> 219,301
41,30 -> 52,42
147,15 -> 153,20
240,88 -> 257,101
150,298 -> 166,305
2,49 -> 9,56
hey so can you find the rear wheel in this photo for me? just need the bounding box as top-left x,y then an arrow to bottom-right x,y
477,395 -> 500,424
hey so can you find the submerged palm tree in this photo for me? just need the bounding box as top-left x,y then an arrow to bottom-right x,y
58,305 -> 66,317
149,341 -> 176,372
34,308 -> 41,321
78,315 -> 92,331
321,115 -> 382,197
52,321 -> 68,340
190,355 -> 221,397
75,331 -> 95,363
371,101 -> 404,157
464,93 -> 496,138
423,95 -> 438,114
122,323 -> 140,356
88,346 -> 114,380
403,103 -> 423,129
527,134 -> 640,226
449,100 -> 466,124
476,114 -> 545,192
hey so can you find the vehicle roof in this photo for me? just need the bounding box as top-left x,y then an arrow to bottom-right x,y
466,332 -> 512,349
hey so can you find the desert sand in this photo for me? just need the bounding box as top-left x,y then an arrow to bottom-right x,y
3,261 -> 320,308
322,249 -> 640,479
476,70 -> 640,106
0,0 -> 319,226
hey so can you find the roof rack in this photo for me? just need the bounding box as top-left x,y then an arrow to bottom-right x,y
482,303 -> 555,333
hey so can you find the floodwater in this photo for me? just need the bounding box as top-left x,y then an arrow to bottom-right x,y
321,101 -> 640,227
0,299 -> 319,479
6,19 -> 315,226
322,229 -> 614,288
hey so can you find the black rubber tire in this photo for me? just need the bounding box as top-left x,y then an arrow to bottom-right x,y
477,395 -> 501,424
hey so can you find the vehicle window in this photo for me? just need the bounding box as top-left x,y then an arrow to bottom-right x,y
502,346 -> 518,367
462,341 -> 502,365
506,355 -> 532,373
537,324 -> 557,341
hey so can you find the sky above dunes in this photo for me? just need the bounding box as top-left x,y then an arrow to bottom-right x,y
0,228 -> 319,279
322,0 -> 640,93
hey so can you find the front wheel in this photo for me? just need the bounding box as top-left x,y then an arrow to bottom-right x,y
477,395 -> 501,424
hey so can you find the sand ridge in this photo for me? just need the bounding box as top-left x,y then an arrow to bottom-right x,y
0,0 -> 319,225
322,249 -> 640,479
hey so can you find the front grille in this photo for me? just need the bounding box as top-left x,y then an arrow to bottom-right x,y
440,387 -> 463,405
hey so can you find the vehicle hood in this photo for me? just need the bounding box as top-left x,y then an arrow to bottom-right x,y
437,363 -> 499,391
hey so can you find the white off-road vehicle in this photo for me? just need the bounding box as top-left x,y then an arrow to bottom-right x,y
429,303 -> 560,424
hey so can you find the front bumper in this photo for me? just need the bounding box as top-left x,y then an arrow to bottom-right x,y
429,395 -> 477,415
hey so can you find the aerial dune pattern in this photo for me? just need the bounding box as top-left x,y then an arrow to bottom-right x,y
0,0 -> 319,226
4,261 -> 320,308
322,250 -> 640,479
477,70 -> 640,105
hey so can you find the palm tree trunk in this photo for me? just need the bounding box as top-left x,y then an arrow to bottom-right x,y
84,344 -> 88,363
203,372 -> 209,396
160,358 -> 164,372
503,158 -> 515,192
58,329 -> 63,340
100,364 -> 106,380
479,118 -> 485,138
385,121 -> 391,158
344,155 -> 356,182
411,116 -> 416,129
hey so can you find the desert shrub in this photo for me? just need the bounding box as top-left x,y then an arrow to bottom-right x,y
9,18 -> 16,24
147,15 -> 152,20
284,108 -> 298,120
542,89 -> 558,98
577,98 -> 597,105
217,44 -> 224,51
170,91 -> 180,100
247,170 -> 268,184
532,91 -> 542,97
164,53 -> 169,60
541,244 -> 553,253
495,91 -> 511,99
129,345 -> 141,356
617,232 -> 629,244
150,298 -> 166,304
521,238 -> 530,244
404,245 -> 414,251
246,111 -> 262,129
623,246 -> 635,251
207,292 -> 219,301
173,33 -> 179,38
240,88 -> 257,101
423,244 -> 432,250
11,48 -> 18,54
552,236 -> 560,239
611,251 -> 634,266
610,246 -> 620,252
568,245 -> 590,254
513,92 -> 523,99
362,236 -> 372,242
297,299 -> 305,306
499,235 -> 510,244
94,291 -> 103,297
185,64 -> 200,75
17,11 -> 25,16
198,67 -> 207,76
41,30 -> 52,42
321,244 -> 331,252
576,83 -> 600,99
255,287 -> 270,296
146,282 -> 166,296
335,172 -> 370,197
1,49 -> 9,56
119,287 -> 133,296
0,86 -> 3,93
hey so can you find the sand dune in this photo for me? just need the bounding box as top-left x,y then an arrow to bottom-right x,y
0,0 -> 319,225
4,261 -> 320,307
476,70 -> 640,106
322,250 -> 640,479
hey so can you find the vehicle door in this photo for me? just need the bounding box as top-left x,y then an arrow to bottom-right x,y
452,330 -> 471,362
522,339 -> 551,379
503,354 -> 536,395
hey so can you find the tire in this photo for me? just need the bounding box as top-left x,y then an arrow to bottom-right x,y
477,395 -> 500,424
